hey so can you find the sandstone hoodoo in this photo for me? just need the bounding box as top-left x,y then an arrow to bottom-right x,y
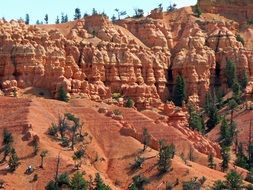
1,1 -> 253,190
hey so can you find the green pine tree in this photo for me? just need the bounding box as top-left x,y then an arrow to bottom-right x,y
173,75 -> 186,107
70,171 -> 87,190
208,152 -> 216,169
239,70 -> 248,90
225,60 -> 236,88
220,146 -> 230,172
57,86 -> 69,102
74,8 -> 81,20
235,142 -> 248,169
188,105 -> 204,133
95,173 -> 112,190
157,141 -> 175,174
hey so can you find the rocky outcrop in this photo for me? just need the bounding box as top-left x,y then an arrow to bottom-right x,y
0,18 -> 171,109
199,0 -> 253,22
0,7 -> 253,108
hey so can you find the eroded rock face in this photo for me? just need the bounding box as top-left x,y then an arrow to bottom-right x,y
199,0 -> 253,22
0,10 -> 252,108
0,18 -> 170,109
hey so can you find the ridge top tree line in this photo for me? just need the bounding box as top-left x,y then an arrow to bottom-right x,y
19,3 -> 180,25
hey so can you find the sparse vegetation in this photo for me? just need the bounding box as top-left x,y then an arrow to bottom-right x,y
114,9 -> 127,20
133,9 -> 144,18
47,113 -> 85,150
167,3 -> 177,12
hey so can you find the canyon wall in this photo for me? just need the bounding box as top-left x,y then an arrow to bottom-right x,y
0,7 -> 253,108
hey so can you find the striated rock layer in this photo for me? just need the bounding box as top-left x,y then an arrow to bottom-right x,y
0,6 -> 253,108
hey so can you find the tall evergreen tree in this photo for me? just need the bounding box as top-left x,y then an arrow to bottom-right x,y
25,14 -> 30,25
70,172 -> 87,190
235,142 -> 248,169
228,99 -> 238,124
173,75 -> 186,107
225,60 -> 236,88
44,14 -> 49,24
55,16 -> 60,24
208,152 -> 216,169
239,70 -> 249,90
64,14 -> 68,23
220,146 -> 230,172
74,8 -> 81,20
157,141 -> 175,174
188,105 -> 204,133
225,170 -> 243,190
195,3 -> 202,17
220,118 -> 237,147
95,173 -> 112,190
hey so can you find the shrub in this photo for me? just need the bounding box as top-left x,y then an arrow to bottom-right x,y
58,172 -> 70,187
125,98 -> 135,108
131,156 -> 145,170
57,86 -> 69,102
112,93 -> 121,101
45,180 -> 59,190
129,175 -> 149,190
182,178 -> 201,190
236,34 -> 244,45
48,123 -> 58,137
61,137 -> 69,147
33,174 -> 38,181
113,109 -> 122,116
2,128 -> 13,145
